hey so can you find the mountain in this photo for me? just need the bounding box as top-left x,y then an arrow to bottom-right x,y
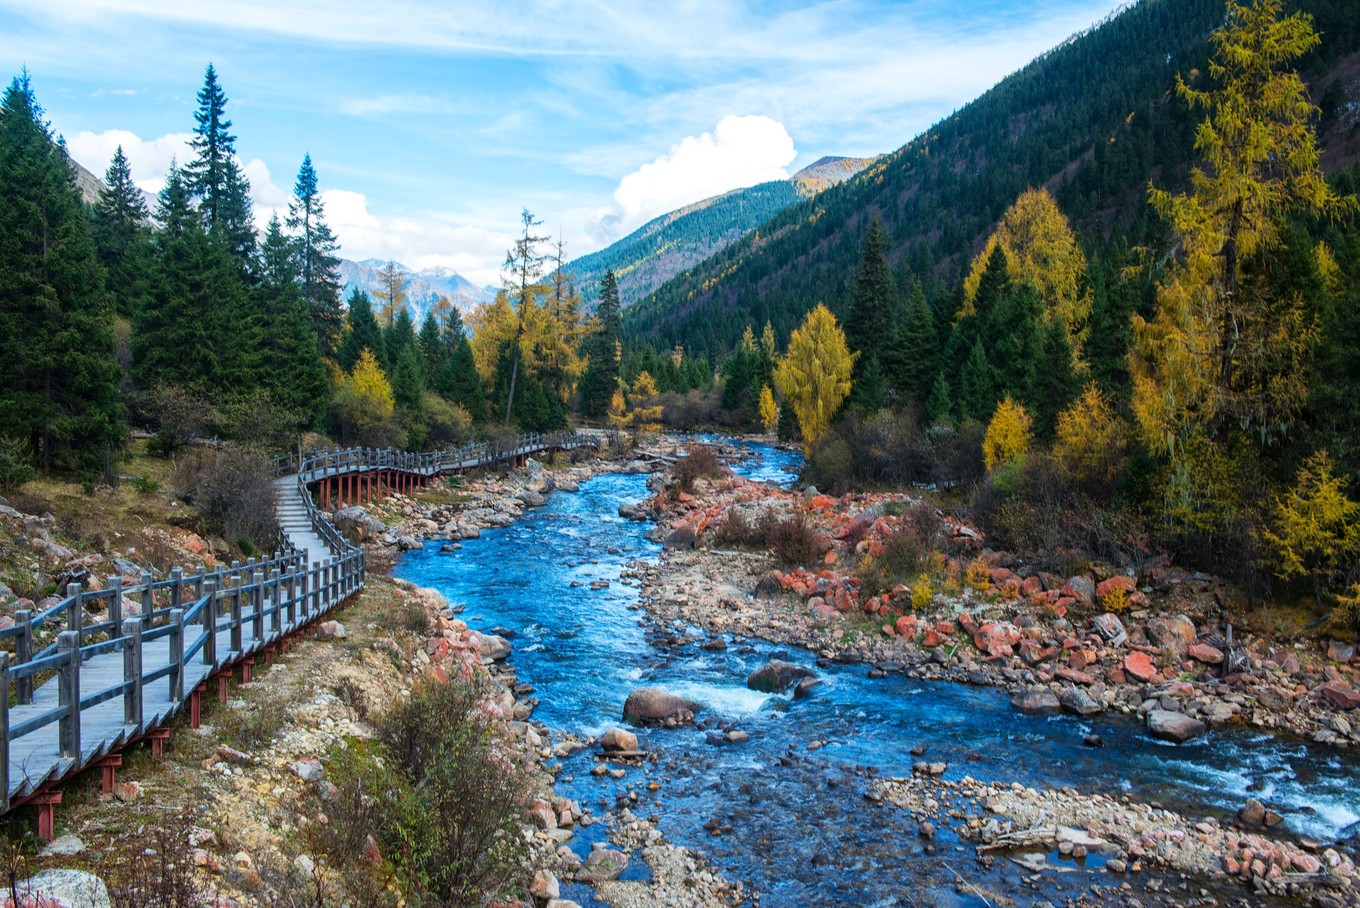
622,0 -> 1360,359
568,155 -> 875,311
338,258 -> 497,324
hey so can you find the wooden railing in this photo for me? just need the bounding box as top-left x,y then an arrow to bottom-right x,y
0,431 -> 600,814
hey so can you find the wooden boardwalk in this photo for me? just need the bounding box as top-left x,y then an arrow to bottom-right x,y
1,431 -> 599,832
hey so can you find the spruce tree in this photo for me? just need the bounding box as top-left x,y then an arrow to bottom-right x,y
579,269 -> 621,418
339,289 -> 384,372
887,282 -> 937,405
391,344 -> 425,414
253,216 -> 327,426
418,313 -> 448,379
845,212 -> 899,378
959,340 -> 997,423
926,374 -> 954,424
186,64 -> 254,264
1029,316 -> 1080,438
0,73 -> 123,472
384,307 -> 417,371
287,153 -> 343,357
92,145 -> 152,319
444,333 -> 486,422
136,165 -> 253,392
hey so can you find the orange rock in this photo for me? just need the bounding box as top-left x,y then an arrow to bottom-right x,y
1123,651 -> 1157,682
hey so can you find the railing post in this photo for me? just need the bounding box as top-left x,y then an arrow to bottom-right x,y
108,577 -> 123,639
67,583 -> 84,642
0,656 -> 8,810
289,567 -> 301,629
123,616 -> 143,728
229,576 -> 243,655
15,609 -> 32,704
141,572 -> 154,621
57,631 -> 81,760
168,609 -> 185,702
201,580 -> 217,666
269,569 -> 282,635
170,566 -> 183,613
194,565 -> 206,599
251,572 -> 264,643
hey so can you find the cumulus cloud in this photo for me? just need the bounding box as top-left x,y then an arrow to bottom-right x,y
596,114 -> 796,240
243,157 -> 292,230
65,128 -> 192,193
322,189 -> 510,287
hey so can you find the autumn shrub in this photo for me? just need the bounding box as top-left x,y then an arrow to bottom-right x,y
146,384 -> 213,458
769,514 -> 823,566
803,434 -> 854,495
859,503 -> 944,596
324,679 -> 531,907
184,445 -> 277,552
672,444 -> 726,494
101,810 -> 202,908
837,410 -> 933,486
712,508 -> 775,549
910,574 -> 934,610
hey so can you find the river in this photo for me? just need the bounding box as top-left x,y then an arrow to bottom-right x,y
393,440 -> 1359,906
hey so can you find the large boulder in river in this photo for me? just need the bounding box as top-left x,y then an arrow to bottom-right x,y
1058,686 -> 1104,717
623,688 -> 702,727
1147,709 -> 1206,743
332,507 -> 386,543
747,659 -> 815,694
600,728 -> 639,753
1011,687 -> 1061,714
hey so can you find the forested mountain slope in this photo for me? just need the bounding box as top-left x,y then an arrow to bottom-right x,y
570,157 -> 874,311
623,0 -> 1360,359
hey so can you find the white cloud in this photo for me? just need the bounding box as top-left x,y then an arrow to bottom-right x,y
596,114 -> 796,241
65,128 -> 192,193
322,189 -> 510,287
243,157 -> 292,230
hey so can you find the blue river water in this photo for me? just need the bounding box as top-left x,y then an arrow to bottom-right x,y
393,444 -> 1359,906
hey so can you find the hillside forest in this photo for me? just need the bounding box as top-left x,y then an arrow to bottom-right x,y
3,0 -> 1360,620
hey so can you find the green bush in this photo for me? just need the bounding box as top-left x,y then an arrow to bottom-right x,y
0,436 -> 35,494
132,474 -> 160,494
324,679 -> 531,907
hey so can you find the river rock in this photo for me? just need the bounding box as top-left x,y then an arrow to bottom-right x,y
1092,612 -> 1127,646
579,847 -> 629,882
1011,687 -> 1061,714
332,507 -> 386,543
1147,615 -> 1196,658
1321,682 -> 1360,710
1327,640 -> 1356,664
530,869 -> 560,900
1147,709 -> 1206,743
1058,686 -> 1103,717
1188,643 -> 1224,665
623,687 -> 702,727
1123,651 -> 1157,682
15,869 -> 111,908
600,728 -> 639,753
476,633 -> 512,662
747,659 -> 815,694
518,490 -> 546,508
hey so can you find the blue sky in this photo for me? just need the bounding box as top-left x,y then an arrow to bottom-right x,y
2,0 -> 1125,286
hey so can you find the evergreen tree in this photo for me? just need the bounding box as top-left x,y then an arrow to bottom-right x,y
1028,316 -> 1080,438
444,332 -> 486,422
135,164 -> 253,393
990,283 -> 1042,404
186,64 -> 254,264
92,145 -> 151,319
854,354 -> 887,414
253,215 -> 327,425
287,153 -> 343,357
391,344 -> 426,414
845,212 -> 899,378
959,340 -> 997,422
0,73 -> 123,471
925,373 -> 954,424
374,260 -> 408,327
418,313 -> 448,378
384,307 -> 417,371
579,269 -> 622,418
339,289 -> 385,372
886,282 -> 937,405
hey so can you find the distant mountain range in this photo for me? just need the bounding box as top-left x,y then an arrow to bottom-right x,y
338,259 -> 497,324
567,155 -> 877,311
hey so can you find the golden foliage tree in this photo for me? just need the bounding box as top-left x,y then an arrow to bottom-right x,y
1054,384 -> 1128,489
467,292 -> 519,384
333,348 -> 399,446
1130,0 -> 1349,456
758,385 -> 779,434
774,304 -> 856,448
1264,451 -> 1360,602
610,371 -> 663,439
962,188 -> 1091,352
374,261 -> 408,327
982,396 -> 1032,472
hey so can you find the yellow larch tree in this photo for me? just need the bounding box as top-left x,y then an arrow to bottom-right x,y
758,385 -> 779,434
961,187 -> 1091,353
1264,451 -> 1360,603
774,304 -> 856,449
982,396 -> 1033,472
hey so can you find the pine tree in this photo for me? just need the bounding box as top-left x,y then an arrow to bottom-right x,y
92,145 -> 151,319
579,269 -> 622,418
287,153 -> 343,357
959,340 -> 997,423
136,164 -> 254,393
0,73 -> 123,472
1029,316 -> 1080,438
391,344 -> 426,414
445,332 -> 486,421
186,64 -> 254,264
418,313 -> 448,379
845,212 -> 898,381
925,374 -> 954,425
500,209 -> 549,423
339,289 -> 385,372
384,307 -> 417,371
887,282 -> 937,405
253,216 -> 326,426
